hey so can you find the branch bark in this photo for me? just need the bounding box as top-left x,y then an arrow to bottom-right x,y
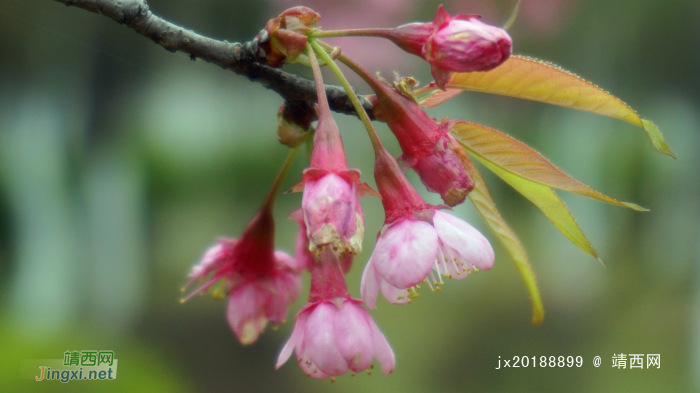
52,0 -> 375,119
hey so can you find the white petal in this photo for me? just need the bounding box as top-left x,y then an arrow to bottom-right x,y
433,211 -> 494,270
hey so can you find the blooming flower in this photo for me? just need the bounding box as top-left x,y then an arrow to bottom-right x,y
386,5 -> 512,89
361,210 -> 494,308
276,249 -> 395,378
183,209 -> 302,345
360,144 -> 494,308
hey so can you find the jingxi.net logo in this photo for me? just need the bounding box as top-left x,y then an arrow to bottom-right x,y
21,350 -> 118,383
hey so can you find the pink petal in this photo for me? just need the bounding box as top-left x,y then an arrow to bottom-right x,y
334,302 -> 374,372
368,316 -> 395,375
294,307 -> 314,360
266,273 -> 302,324
360,261 -> 380,309
433,211 -> 495,270
227,284 -> 269,345
372,219 -> 438,289
274,250 -> 303,273
275,309 -> 309,369
379,277 -> 411,305
298,350 -> 329,379
304,302 -> 348,376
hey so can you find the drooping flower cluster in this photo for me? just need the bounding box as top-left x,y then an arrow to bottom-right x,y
182,2 -> 664,381
182,4 -> 500,380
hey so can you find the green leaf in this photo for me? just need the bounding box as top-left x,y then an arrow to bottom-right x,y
468,166 -> 544,325
450,121 -> 648,211
420,56 -> 675,158
472,154 -> 603,264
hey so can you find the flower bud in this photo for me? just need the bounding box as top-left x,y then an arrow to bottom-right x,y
276,102 -> 316,148
387,5 -> 512,89
255,7 -> 321,67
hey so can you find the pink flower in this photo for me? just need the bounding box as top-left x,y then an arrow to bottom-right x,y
301,170 -> 366,256
360,144 -> 494,308
361,210 -> 494,308
183,210 -> 302,345
291,53 -> 378,256
387,5 -> 512,89
276,249 -> 395,378
406,130 -> 475,206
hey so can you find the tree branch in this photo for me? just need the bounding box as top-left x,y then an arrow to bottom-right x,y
52,0 -> 375,119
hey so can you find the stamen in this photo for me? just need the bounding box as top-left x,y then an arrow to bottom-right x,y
180,277 -> 220,303
452,259 -> 461,275
409,287 -> 420,299
425,278 -> 435,291
434,261 -> 445,285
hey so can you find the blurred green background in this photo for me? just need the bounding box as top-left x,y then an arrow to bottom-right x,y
0,0 -> 698,391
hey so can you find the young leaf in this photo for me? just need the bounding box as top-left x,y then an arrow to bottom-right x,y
420,56 -> 675,158
468,165 -> 544,325
450,121 -> 648,211
471,154 -> 603,265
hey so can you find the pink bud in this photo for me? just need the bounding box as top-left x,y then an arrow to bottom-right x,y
388,5 -> 512,89
302,172 -> 364,255
367,80 -> 475,206
402,132 -> 476,206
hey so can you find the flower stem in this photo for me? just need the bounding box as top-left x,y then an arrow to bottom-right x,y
308,40 -> 384,152
317,40 -> 384,92
308,28 -> 393,39
306,44 -> 332,115
262,145 -> 300,212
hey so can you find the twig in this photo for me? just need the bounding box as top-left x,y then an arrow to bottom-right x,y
52,0 -> 374,119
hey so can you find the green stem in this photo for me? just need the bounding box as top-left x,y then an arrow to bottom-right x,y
315,40 -> 385,95
309,28 -> 393,39
309,40 -> 384,152
262,145 -> 300,212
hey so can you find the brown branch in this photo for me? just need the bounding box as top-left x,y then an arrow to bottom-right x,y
52,0 -> 374,119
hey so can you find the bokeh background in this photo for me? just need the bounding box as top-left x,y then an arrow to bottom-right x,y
1,0 -> 699,391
